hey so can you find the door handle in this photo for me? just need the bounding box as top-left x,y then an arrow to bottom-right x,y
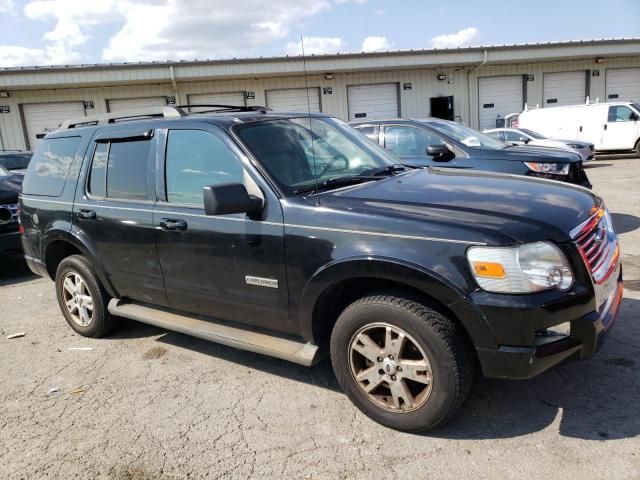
159,218 -> 187,231
603,124 -> 608,130
78,209 -> 96,219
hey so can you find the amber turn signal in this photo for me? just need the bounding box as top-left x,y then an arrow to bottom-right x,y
472,261 -> 506,279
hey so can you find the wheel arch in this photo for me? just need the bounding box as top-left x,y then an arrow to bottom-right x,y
298,256 -> 497,351
42,229 -> 117,298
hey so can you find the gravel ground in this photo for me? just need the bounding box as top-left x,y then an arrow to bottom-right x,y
1,158 -> 639,480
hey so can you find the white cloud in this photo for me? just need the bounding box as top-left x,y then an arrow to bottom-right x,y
0,45 -> 82,67
285,36 -> 346,55
430,27 -> 480,49
361,36 -> 390,52
0,0 -> 15,13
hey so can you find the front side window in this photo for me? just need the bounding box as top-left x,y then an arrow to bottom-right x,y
426,120 -> 507,150
503,130 -> 526,142
22,136 -> 80,196
165,129 -> 245,205
608,105 -> 635,122
384,126 -> 444,157
355,126 -> 379,143
234,117 -> 399,194
485,131 -> 504,141
88,139 -> 149,200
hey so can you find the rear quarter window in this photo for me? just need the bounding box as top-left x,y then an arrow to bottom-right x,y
22,137 -> 80,196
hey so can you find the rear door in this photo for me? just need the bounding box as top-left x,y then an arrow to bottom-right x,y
73,127 -> 167,305
381,124 -> 452,167
153,125 -> 291,332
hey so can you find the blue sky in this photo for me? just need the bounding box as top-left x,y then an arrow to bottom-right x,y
0,0 -> 638,67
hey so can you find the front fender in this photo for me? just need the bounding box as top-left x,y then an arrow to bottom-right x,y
298,256 -> 497,350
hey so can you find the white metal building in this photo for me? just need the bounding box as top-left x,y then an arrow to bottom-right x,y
0,38 -> 639,150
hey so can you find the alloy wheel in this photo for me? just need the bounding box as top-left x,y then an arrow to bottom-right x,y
60,271 -> 94,327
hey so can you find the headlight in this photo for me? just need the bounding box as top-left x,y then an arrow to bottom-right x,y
467,241 -> 574,293
523,162 -> 570,175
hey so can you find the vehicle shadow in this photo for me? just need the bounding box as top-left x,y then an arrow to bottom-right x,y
0,254 -> 38,287
583,162 -> 612,169
109,296 -> 639,441
611,212 -> 640,234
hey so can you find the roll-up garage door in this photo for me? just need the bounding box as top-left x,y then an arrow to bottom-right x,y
22,101 -> 85,150
606,68 -> 640,102
265,88 -> 320,113
543,71 -> 586,107
188,92 -> 246,112
478,76 -> 523,130
347,83 -> 399,121
107,96 -> 167,114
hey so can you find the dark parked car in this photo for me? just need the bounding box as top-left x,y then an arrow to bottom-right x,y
0,166 -> 23,256
20,106 -> 621,432
351,118 -> 591,188
0,150 -> 33,174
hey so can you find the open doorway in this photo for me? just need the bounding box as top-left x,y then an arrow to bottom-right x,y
430,96 -> 454,121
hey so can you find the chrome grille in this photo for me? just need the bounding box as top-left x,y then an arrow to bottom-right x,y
0,203 -> 19,225
572,207 -> 619,285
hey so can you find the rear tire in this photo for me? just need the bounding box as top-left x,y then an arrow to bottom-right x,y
635,139 -> 640,159
330,292 -> 474,432
55,254 -> 117,338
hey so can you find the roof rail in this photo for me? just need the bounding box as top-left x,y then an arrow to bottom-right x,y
60,104 -> 270,130
180,104 -> 271,113
61,105 -> 188,129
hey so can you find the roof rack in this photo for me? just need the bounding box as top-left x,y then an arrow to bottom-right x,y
60,104 -> 270,130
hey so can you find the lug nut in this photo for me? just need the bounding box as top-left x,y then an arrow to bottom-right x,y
391,375 -> 397,381
397,366 -> 402,372
377,357 -> 383,362
388,355 -> 394,360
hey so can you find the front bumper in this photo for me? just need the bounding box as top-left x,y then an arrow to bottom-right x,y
0,230 -> 22,255
475,266 -> 623,380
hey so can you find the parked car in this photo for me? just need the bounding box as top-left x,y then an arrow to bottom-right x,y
0,166 -> 23,256
0,150 -> 33,174
20,105 -> 622,432
517,102 -> 640,156
484,128 -> 594,163
351,118 -> 591,188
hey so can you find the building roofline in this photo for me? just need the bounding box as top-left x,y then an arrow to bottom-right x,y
1,37 -> 639,74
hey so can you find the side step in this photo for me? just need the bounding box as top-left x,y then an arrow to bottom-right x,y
108,299 -> 321,367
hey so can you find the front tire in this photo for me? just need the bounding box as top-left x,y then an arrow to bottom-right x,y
55,254 -> 117,338
330,293 -> 474,432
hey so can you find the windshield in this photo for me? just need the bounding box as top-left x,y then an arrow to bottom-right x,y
234,117 -> 402,194
519,128 -> 547,140
0,154 -> 32,170
427,121 -> 507,150
633,103 -> 640,114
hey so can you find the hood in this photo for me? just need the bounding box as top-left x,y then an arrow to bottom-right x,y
484,144 -> 582,162
0,173 -> 23,204
320,168 -> 599,245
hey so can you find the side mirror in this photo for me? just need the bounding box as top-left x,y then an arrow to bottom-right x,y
203,183 -> 263,216
630,112 -> 639,121
520,137 -> 530,144
426,144 -> 454,161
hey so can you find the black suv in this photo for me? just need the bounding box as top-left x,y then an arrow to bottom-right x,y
20,106 -> 622,432
351,118 -> 591,188
0,166 -> 23,256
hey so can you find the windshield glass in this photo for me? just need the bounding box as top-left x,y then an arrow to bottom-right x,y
234,117 -> 401,194
427,121 -> 507,150
0,154 -> 31,170
519,128 -> 547,140
632,103 -> 640,114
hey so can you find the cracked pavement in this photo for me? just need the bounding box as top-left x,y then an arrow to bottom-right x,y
1,158 -> 639,479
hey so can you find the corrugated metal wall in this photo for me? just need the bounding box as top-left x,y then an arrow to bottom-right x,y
1,55 -> 639,150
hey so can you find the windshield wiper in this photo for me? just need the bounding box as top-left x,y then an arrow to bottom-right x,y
293,175 -> 384,195
362,163 -> 418,176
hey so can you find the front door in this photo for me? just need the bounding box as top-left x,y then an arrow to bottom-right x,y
153,126 -> 291,332
382,124 -> 454,168
600,105 -> 639,150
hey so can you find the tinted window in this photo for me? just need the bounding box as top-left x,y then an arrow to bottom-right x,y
88,142 -> 108,197
503,130 -> 526,142
384,126 -> 443,157
22,137 -> 80,196
106,141 -> 149,200
0,154 -> 32,171
608,105 -> 635,122
355,126 -> 378,142
166,130 -> 244,205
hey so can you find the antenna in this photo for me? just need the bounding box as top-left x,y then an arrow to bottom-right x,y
301,35 -> 320,205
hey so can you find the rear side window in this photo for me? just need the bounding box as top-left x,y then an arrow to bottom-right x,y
22,137 -> 80,196
88,140 -> 149,201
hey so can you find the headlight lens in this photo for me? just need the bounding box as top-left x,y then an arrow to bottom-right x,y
467,241 -> 574,293
523,162 -> 570,175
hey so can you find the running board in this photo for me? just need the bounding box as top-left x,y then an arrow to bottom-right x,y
108,299 -> 321,366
